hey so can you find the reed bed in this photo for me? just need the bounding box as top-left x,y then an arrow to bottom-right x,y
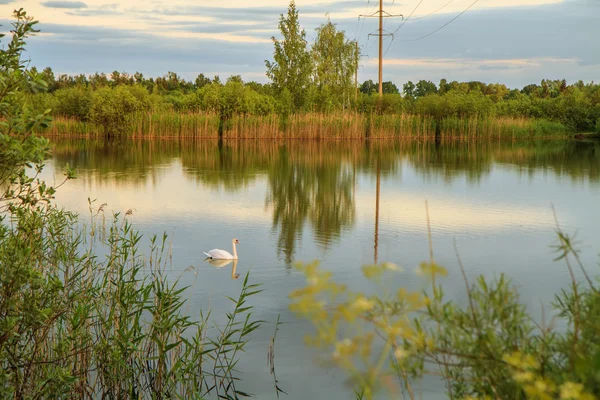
437,116 -> 569,140
45,112 -> 569,139
1,198 -> 263,399
127,111 -> 221,138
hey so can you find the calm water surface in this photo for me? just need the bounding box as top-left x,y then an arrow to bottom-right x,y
44,138 -> 600,399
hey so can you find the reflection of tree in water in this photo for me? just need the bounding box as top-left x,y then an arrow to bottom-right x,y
265,145 -> 356,265
50,139 -> 180,187
402,140 -> 600,185
402,140 -> 494,184
180,141 -> 270,192
49,138 -> 600,266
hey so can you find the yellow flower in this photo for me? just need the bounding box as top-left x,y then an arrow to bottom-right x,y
394,348 -> 407,360
333,338 -> 355,360
416,261 -> 448,278
351,296 -> 375,312
382,262 -> 403,272
560,382 -> 584,399
514,371 -> 534,383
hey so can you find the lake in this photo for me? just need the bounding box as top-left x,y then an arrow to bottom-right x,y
43,138 -> 599,399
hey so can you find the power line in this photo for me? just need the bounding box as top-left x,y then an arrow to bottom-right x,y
356,0 -> 372,43
359,1 -> 403,95
391,0 -> 424,36
384,0 -> 424,56
399,0 -> 480,42
410,0 -> 455,21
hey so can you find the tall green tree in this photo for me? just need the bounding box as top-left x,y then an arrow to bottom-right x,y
265,0 -> 313,110
311,19 -> 358,109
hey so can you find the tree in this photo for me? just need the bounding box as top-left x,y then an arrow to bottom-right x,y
414,80 -> 438,98
265,0 -> 313,110
195,73 -> 211,89
227,75 -> 243,84
311,19 -> 358,109
381,81 -> 399,95
403,81 -> 415,99
41,67 -> 57,91
439,78 -> 449,94
360,80 -> 377,95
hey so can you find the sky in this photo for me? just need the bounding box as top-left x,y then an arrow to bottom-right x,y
1,0 -> 598,88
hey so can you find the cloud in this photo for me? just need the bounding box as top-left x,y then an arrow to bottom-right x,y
24,21 -> 271,78
5,0 -> 596,87
378,57 -> 579,71
41,1 -> 88,8
66,5 -> 123,17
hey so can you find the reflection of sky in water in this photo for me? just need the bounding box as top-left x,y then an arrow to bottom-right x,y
43,139 -> 600,399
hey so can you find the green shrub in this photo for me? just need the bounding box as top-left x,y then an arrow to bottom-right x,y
54,87 -> 93,120
89,86 -> 141,136
290,225 -> 600,400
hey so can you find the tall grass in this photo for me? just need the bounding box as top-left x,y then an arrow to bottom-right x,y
44,112 -> 570,139
438,116 -> 569,139
0,196 -> 262,399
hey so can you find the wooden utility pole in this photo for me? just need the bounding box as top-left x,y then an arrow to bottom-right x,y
360,2 -> 402,97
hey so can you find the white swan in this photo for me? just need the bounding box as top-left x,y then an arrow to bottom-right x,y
204,238 -> 240,260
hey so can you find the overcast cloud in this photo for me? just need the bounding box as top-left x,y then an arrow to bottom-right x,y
1,0 -> 598,88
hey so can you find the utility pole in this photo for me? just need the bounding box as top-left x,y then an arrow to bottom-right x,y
378,0 -> 383,96
360,1 -> 402,97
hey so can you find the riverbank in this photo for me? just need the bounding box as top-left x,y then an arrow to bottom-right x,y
43,112 -> 569,139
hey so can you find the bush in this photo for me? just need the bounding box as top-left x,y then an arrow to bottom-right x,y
54,87 -> 93,120
0,202 -> 262,399
89,86 -> 141,136
290,224 -> 600,400
24,92 -> 59,116
595,118 -> 600,133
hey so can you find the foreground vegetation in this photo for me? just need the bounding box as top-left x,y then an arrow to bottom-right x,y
291,212 -> 600,400
23,1 -> 599,138
1,10 -> 262,399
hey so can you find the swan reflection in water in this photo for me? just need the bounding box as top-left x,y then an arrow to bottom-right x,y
206,258 -> 240,280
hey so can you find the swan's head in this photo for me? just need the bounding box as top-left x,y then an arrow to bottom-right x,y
233,238 -> 240,244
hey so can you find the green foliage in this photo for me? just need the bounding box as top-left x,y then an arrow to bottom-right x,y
414,91 -> 495,119
265,0 -> 314,110
0,9 -> 263,398
18,1 -> 600,135
596,118 -> 600,133
311,19 -> 358,110
89,86 -> 145,136
0,9 -> 52,194
0,202 -> 263,398
54,86 -> 93,120
290,223 -> 600,400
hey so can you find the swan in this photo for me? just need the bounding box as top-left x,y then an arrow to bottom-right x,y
204,238 -> 240,260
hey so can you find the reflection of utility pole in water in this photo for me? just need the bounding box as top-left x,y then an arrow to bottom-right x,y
374,158 -> 381,264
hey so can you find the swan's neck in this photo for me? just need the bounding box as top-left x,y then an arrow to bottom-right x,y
232,241 -> 238,259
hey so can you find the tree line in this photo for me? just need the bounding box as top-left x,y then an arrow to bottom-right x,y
24,0 -> 600,133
